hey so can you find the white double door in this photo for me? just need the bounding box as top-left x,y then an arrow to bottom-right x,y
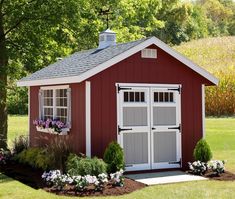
117,85 -> 181,171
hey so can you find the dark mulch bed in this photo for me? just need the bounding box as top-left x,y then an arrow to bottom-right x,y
0,162 -> 146,197
44,178 -> 145,197
204,171 -> 235,181
0,161 -> 44,189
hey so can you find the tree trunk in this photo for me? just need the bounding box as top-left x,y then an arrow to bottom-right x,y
0,10 -> 8,150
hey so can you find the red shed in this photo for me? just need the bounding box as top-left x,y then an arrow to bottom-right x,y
17,29 -> 218,171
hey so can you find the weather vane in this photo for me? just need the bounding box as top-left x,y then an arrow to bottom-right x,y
99,8 -> 112,29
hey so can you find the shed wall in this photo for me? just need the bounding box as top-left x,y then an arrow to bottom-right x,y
88,45 -> 211,169
29,83 -> 86,154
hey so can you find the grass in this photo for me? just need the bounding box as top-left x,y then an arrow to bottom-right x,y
8,115 -> 28,147
0,115 -> 235,199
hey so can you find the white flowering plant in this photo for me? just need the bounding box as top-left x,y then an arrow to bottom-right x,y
41,170 -> 71,190
208,160 -> 225,176
188,161 -> 207,175
95,173 -> 108,191
110,169 -> 124,187
42,171 -> 110,192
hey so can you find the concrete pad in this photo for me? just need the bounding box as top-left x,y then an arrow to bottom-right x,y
125,171 -> 207,185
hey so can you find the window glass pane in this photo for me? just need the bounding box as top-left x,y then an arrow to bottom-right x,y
124,92 -> 129,102
56,89 -> 67,97
135,92 -> 140,102
130,92 -> 134,102
56,108 -> 67,123
154,92 -> 159,102
170,92 -> 174,102
165,92 -> 169,102
159,92 -> 164,102
141,92 -> 145,102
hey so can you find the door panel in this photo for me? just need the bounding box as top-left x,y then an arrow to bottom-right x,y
123,132 -> 148,165
118,87 -> 151,171
153,131 -> 177,163
150,88 -> 181,169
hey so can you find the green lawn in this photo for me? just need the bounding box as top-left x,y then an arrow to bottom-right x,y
1,116 -> 235,199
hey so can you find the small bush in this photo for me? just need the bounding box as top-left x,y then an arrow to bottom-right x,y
103,142 -> 124,173
15,147 -> 52,170
193,139 -> 212,163
66,154 -> 107,176
188,161 -> 207,175
12,135 -> 29,154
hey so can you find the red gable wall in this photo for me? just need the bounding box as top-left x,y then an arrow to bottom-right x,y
87,45 -> 211,169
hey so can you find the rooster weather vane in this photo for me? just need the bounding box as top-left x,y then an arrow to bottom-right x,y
99,8 -> 113,29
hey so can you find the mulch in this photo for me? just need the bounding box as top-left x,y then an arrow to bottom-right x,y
204,170 -> 235,181
1,162 -> 235,197
0,161 -> 146,197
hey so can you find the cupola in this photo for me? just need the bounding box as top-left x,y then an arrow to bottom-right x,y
98,29 -> 116,49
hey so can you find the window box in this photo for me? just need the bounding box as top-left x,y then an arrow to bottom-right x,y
36,126 -> 69,135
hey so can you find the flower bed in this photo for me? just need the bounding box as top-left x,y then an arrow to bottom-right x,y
0,161 -> 146,197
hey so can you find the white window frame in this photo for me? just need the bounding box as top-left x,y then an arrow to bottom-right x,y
39,85 -> 71,128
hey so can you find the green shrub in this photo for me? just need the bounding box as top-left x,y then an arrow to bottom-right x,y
66,154 -> 107,176
193,139 -> 212,163
103,141 -> 124,173
14,147 -> 52,170
12,135 -> 29,154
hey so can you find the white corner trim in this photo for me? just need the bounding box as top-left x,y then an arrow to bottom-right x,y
28,87 -> 31,146
17,36 -> 219,87
85,81 -> 91,157
202,84 -> 205,138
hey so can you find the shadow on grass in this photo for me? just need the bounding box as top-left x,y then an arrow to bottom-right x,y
0,173 -> 14,183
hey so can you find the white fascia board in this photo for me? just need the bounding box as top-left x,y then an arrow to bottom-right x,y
17,36 -> 219,87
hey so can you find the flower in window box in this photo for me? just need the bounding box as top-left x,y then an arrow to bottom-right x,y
33,118 -> 68,134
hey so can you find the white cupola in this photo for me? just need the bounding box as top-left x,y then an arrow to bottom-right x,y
98,29 -> 116,49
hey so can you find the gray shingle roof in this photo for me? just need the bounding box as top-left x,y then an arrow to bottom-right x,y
19,37 -> 148,82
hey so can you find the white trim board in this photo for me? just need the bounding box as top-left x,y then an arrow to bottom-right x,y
85,81 -> 91,157
17,36 -> 219,87
202,84 -> 205,138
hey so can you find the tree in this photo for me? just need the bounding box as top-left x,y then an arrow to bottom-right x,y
0,0 -> 105,149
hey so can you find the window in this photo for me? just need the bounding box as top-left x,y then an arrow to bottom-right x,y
124,91 -> 145,102
154,92 -> 174,103
141,48 -> 157,58
39,86 -> 71,125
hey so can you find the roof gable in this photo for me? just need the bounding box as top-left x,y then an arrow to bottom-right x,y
17,37 -> 218,86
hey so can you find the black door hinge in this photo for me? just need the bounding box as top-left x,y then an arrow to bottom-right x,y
168,124 -> 181,132
117,85 -> 132,93
168,87 -> 181,94
118,125 -> 133,134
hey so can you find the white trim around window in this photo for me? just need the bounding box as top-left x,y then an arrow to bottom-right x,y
85,81 -> 91,157
39,85 -> 71,126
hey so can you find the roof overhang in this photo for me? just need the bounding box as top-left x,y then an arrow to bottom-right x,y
17,37 -> 219,87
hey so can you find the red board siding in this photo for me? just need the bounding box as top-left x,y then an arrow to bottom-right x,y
88,45 -> 211,169
29,83 -> 86,154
